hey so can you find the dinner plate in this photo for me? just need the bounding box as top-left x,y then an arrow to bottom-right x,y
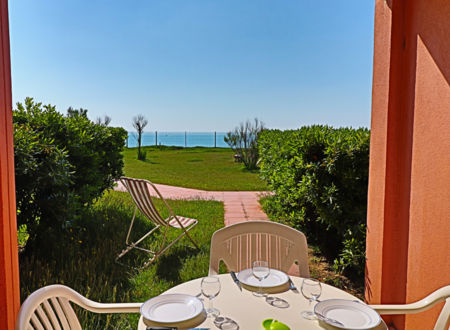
237,268 -> 289,288
140,294 -> 204,324
314,299 -> 381,330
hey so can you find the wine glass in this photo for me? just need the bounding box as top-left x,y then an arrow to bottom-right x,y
252,260 -> 270,297
301,278 -> 322,319
201,276 -> 221,318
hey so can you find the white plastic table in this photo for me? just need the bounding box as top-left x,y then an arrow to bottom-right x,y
138,274 -> 387,330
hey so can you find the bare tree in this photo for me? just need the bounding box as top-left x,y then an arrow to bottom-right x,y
132,114 -> 148,160
225,118 -> 264,170
96,115 -> 112,126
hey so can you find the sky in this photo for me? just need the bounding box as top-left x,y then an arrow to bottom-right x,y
9,1 -> 375,132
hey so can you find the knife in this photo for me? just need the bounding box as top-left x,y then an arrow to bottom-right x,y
230,271 -> 242,291
288,277 -> 299,293
315,312 -> 345,327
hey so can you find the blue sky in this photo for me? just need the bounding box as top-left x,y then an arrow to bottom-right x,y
9,1 -> 374,132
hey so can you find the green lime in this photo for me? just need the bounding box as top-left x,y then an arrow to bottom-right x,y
262,318 -> 290,330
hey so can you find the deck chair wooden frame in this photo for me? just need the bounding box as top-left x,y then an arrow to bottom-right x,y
208,220 -> 310,277
16,284 -> 142,330
116,177 -> 199,268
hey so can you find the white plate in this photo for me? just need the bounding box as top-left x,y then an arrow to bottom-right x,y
140,294 -> 204,324
237,268 -> 289,288
314,299 -> 381,330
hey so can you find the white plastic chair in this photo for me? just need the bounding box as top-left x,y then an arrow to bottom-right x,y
208,220 -> 310,277
370,285 -> 450,330
16,284 -> 142,330
117,177 -> 199,268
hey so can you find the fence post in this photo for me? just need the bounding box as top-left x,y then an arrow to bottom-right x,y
185,131 -> 187,148
155,131 -> 157,146
214,131 -> 217,148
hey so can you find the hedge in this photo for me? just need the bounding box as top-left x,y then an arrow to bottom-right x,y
258,126 -> 370,276
14,98 -> 128,250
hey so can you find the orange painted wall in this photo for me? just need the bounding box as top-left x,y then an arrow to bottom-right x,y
0,0 -> 20,329
367,0 -> 450,329
405,0 -> 450,328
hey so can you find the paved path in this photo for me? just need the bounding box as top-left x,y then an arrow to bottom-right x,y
115,182 -> 270,226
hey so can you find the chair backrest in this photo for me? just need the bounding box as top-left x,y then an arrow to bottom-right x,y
370,285 -> 450,330
209,220 -> 310,277
17,285 -> 84,330
120,177 -> 168,227
17,284 -> 142,330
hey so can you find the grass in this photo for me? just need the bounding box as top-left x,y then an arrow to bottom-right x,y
19,183 -> 362,328
122,146 -> 267,191
20,190 -> 224,329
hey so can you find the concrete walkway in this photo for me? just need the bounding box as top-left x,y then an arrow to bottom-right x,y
115,182 -> 270,226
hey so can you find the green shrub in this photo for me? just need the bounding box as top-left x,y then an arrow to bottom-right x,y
225,118 -> 264,170
259,126 -> 370,276
14,97 -> 128,248
14,122 -> 75,248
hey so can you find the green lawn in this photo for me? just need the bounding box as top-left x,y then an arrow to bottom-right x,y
122,146 -> 267,191
20,190 -> 224,329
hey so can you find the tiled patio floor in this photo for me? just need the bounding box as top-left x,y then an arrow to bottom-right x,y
115,181 -> 270,226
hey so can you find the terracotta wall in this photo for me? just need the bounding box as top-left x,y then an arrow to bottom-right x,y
366,0 -> 450,329
0,0 -> 21,329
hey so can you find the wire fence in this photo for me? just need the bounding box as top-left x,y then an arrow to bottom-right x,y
126,132 -> 229,148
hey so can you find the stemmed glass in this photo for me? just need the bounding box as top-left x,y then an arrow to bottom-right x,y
252,260 -> 270,297
301,278 -> 322,319
201,276 -> 221,318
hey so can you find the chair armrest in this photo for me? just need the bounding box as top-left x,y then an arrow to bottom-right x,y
77,300 -> 143,314
84,302 -> 142,314
58,286 -> 143,314
370,286 -> 450,315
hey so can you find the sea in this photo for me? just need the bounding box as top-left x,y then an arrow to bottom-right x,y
126,132 -> 229,148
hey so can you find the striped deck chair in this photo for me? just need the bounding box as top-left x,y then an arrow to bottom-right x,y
116,177 -> 199,268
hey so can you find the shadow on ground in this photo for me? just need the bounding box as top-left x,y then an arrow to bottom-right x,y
155,245 -> 200,282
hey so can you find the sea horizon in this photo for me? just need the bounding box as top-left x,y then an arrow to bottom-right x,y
126,131 -> 229,148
